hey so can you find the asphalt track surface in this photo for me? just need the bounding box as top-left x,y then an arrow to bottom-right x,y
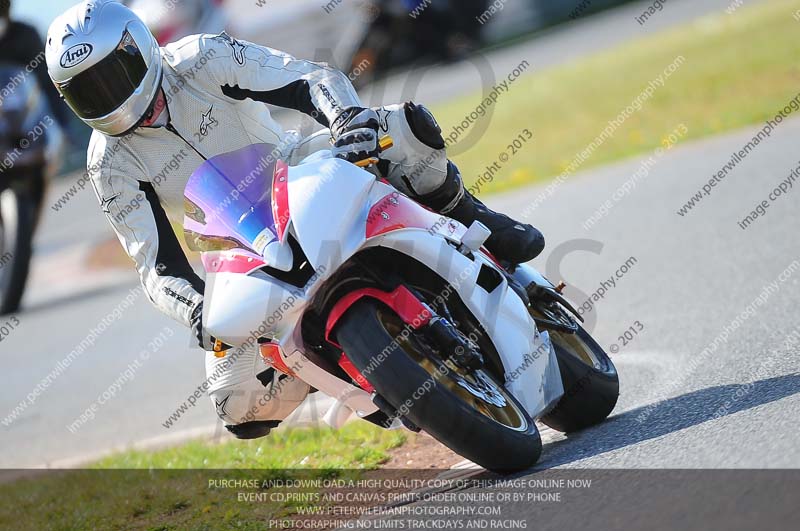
340,114 -> 800,526
4,0 -> 795,478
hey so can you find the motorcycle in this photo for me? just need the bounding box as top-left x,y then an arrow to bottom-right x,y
0,64 -> 51,315
347,0 -> 489,88
184,139 -> 619,471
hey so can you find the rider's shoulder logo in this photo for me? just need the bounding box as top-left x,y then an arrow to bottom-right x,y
215,32 -> 246,66
60,43 -> 93,68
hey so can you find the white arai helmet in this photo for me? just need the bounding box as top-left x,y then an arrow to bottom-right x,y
45,0 -> 163,136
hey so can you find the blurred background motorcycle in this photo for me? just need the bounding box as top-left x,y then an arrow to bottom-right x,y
122,0 -> 227,45
0,63 -> 61,314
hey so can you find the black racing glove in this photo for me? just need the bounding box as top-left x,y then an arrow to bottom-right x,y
330,106 -> 381,164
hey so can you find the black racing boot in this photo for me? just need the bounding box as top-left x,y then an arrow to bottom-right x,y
416,162 -> 545,264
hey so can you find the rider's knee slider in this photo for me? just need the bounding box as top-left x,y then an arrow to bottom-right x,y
225,420 -> 280,440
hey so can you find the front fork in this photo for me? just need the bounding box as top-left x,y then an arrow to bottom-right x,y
415,296 -> 485,372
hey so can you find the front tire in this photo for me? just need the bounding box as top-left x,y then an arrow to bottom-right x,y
0,189 -> 35,315
336,299 -> 542,472
540,326 -> 619,432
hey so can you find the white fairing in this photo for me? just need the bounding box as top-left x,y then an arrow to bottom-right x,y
204,270 -> 304,342
286,157 -> 375,272
203,152 -> 564,424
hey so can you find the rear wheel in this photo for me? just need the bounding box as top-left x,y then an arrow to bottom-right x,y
336,299 -> 542,473
540,326 -> 619,432
0,189 -> 35,315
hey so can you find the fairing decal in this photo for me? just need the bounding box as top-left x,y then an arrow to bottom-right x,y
201,250 -> 267,275
272,160 -> 290,242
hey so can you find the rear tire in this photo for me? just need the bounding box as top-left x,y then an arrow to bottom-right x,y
336,299 -> 542,473
0,189 -> 35,315
540,326 -> 619,432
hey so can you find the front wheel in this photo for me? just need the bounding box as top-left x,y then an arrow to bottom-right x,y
336,299 -> 542,473
0,189 -> 35,315
540,326 -> 619,432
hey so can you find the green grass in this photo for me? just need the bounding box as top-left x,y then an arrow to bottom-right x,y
434,0 -> 800,194
0,422 -> 406,530
93,421 -> 405,470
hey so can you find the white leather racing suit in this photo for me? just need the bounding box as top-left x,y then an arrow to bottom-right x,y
87,32 -> 448,429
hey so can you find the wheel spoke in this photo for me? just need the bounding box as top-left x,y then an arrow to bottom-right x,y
377,307 -> 528,432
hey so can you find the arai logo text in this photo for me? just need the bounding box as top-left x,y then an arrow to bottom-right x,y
60,43 -> 93,68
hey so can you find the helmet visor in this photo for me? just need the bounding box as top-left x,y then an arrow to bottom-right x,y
56,30 -> 149,120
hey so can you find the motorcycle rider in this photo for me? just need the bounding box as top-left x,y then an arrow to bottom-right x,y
46,0 -> 544,439
0,0 -> 69,127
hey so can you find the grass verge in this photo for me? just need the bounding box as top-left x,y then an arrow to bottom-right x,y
1,422 -> 406,530
434,0 -> 800,194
